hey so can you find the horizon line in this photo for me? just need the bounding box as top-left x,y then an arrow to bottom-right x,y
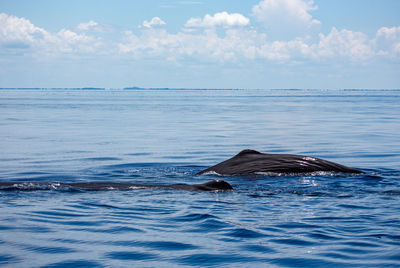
1,87 -> 400,91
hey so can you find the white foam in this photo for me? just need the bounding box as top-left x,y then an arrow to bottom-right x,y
128,186 -> 146,190
200,171 -> 223,176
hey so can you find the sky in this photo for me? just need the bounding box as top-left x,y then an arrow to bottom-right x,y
0,0 -> 399,89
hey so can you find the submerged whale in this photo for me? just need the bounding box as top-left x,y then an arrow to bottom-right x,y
0,180 -> 233,191
196,149 -> 363,176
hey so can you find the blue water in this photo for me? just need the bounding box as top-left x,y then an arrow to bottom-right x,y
0,89 -> 399,267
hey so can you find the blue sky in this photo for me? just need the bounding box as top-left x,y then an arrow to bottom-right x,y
0,0 -> 399,89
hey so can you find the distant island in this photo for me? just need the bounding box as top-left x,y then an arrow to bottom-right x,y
123,86 -> 143,90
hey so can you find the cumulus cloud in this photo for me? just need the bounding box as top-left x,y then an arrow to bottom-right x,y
76,20 -> 113,33
118,26 -> 313,63
77,21 -> 99,31
1,12 -> 400,64
118,25 -> 400,64
119,28 -> 259,62
252,0 -> 320,39
0,13 -> 47,49
142,17 -> 166,28
184,12 -> 250,28
374,26 -> 400,58
54,29 -> 101,53
314,28 -> 374,60
376,26 -> 400,40
0,13 -> 102,55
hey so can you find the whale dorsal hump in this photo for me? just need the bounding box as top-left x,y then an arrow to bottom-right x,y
202,180 -> 233,190
236,149 -> 262,156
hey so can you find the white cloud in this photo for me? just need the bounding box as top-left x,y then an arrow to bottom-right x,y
0,13 -> 102,55
54,29 -> 101,53
77,21 -> 98,31
119,26 -> 304,62
184,12 -> 250,28
374,26 -> 400,58
0,13 -> 47,48
313,28 -> 374,60
252,0 -> 320,39
142,17 -> 166,28
2,13 -> 400,65
76,20 -> 113,33
118,25 -> 393,64
376,26 -> 400,41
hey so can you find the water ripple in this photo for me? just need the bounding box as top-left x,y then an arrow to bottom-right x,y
171,213 -> 218,222
269,238 -> 316,246
0,254 -> 20,265
224,227 -> 267,239
1,89 -> 400,267
22,244 -> 76,254
176,253 -> 266,266
143,241 -> 198,251
42,260 -> 103,268
105,251 -> 159,261
269,257 -> 349,267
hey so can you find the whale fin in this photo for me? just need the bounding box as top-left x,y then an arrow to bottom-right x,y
236,149 -> 262,156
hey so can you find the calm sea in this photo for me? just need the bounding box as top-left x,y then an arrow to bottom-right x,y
0,89 -> 399,267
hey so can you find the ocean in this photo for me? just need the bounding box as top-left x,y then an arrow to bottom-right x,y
0,88 -> 399,267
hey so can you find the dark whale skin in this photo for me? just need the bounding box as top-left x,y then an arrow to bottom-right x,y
0,180 -> 233,191
196,149 -> 363,176
68,179 -> 233,191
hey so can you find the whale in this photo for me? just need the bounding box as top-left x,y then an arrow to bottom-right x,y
196,149 -> 363,176
0,180 -> 233,191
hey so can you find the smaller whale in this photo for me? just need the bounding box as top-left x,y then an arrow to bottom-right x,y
0,180 -> 233,192
67,180 -> 233,191
196,149 -> 363,176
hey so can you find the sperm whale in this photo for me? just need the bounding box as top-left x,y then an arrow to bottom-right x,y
0,180 -> 233,191
196,149 -> 363,176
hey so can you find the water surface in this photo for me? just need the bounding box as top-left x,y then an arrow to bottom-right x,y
0,89 -> 399,267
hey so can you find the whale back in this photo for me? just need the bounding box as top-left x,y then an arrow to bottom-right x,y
193,179 -> 233,191
0,180 -> 233,191
196,149 -> 363,175
68,180 -> 234,191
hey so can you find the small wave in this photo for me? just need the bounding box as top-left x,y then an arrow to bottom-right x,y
81,157 -> 122,161
382,189 -> 400,196
170,213 -> 217,222
41,260 -> 103,268
22,244 -> 77,254
269,238 -> 315,246
141,241 -> 198,251
0,254 -> 20,265
224,227 -> 267,239
269,257 -> 347,267
176,253 -> 266,266
105,251 -> 158,261
241,244 -> 276,254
